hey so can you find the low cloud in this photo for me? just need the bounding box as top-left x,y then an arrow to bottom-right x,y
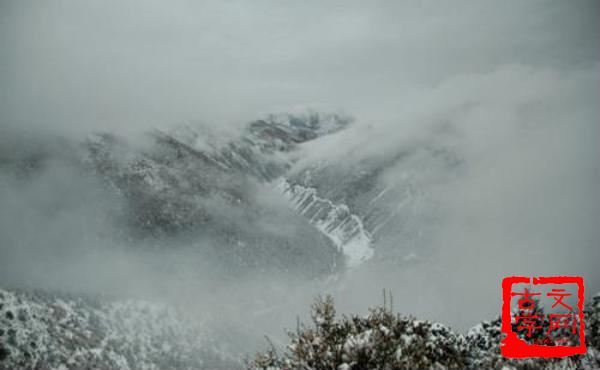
0,0 -> 598,335
297,64 -> 600,329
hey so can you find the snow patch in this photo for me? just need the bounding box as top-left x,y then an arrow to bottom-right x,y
276,178 -> 374,266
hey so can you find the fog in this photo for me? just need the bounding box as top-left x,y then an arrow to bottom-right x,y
0,143 -> 328,352
303,65 -> 600,328
0,0 -> 599,349
2,0 -> 598,134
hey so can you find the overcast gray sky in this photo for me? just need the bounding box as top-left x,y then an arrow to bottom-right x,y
1,0 -> 598,135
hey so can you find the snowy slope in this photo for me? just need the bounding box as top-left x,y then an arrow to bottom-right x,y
0,289 -> 238,370
83,124 -> 343,277
276,178 -> 373,267
282,141 -> 462,264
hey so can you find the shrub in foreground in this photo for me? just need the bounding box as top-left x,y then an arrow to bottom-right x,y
249,294 -> 600,370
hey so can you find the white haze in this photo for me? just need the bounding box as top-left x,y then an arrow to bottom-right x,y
302,65 -> 600,329
1,0 -> 597,135
0,0 -> 599,342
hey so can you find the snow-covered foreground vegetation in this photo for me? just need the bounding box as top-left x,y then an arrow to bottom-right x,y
0,288 -> 238,370
250,294 -> 600,370
2,288 -> 599,370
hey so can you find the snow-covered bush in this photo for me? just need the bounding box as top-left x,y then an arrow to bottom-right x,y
249,295 -> 468,370
250,295 -> 600,370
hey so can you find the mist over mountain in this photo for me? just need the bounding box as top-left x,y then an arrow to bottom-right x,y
1,102 -> 599,368
1,1 -> 599,369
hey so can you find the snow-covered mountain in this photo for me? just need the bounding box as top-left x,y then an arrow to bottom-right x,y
281,132 -> 462,265
3,110 -> 596,370
79,109 -> 450,269
81,111 -> 354,276
0,110 -> 366,369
